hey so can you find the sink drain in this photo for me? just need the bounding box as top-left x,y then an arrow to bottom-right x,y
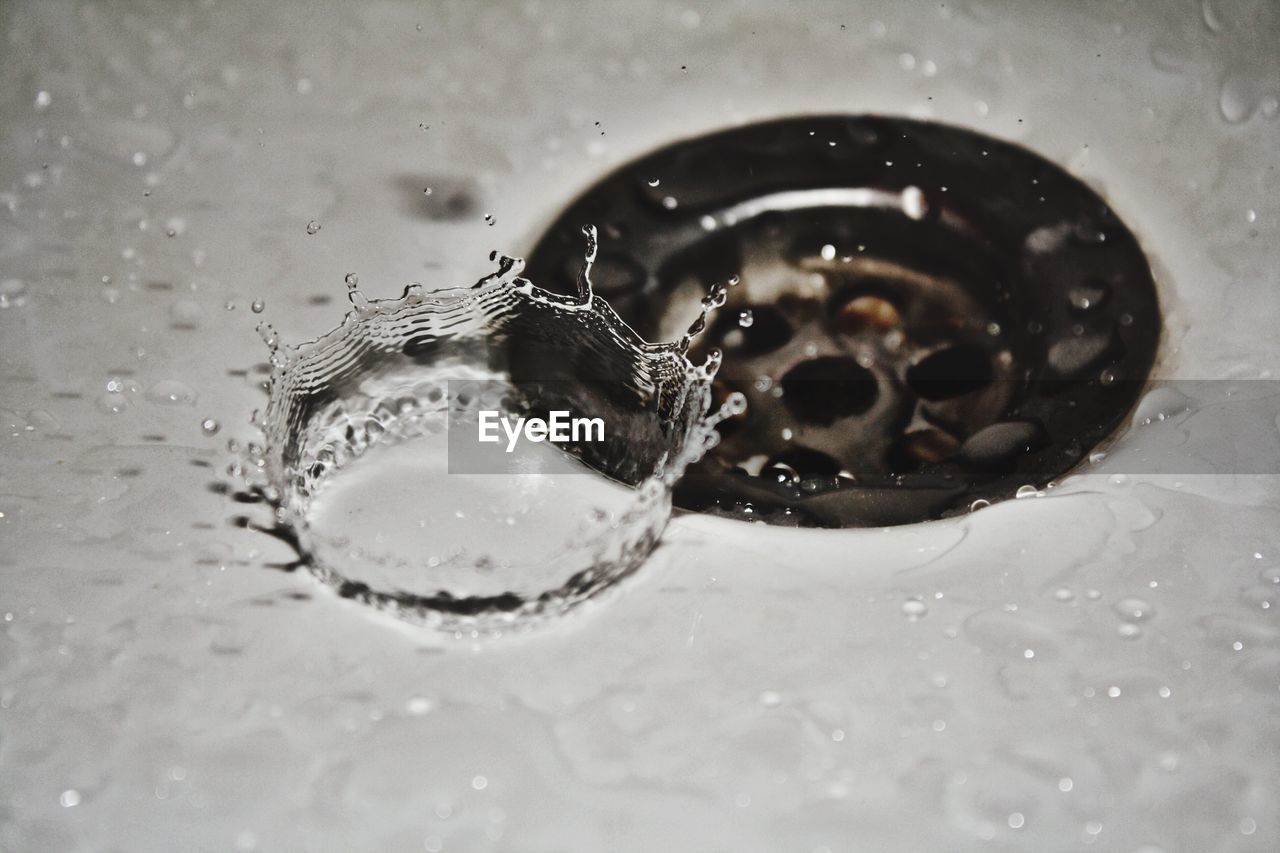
525,116 -> 1160,527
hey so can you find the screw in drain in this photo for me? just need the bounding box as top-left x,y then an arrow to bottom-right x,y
525,116 -> 1160,527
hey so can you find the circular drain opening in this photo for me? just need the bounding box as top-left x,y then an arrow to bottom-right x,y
526,116 -> 1160,527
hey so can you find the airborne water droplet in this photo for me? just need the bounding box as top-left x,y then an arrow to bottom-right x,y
201,417 -> 221,436
251,299 -> 265,313
305,220 -> 321,235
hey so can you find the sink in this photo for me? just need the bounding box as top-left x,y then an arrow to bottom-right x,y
0,2 -> 1277,850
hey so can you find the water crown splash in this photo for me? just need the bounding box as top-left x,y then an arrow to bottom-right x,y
235,226 -> 742,633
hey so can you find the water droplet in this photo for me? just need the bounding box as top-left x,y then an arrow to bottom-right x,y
305,220 -> 321,235
738,309 -> 754,328
251,299 -> 265,314
901,598 -> 928,620
0,279 -> 28,309
820,243 -> 837,261
1053,587 -> 1075,602
647,178 -> 660,187
344,273 -> 359,288
201,418 -> 220,435
484,213 -> 495,226
34,90 -> 51,110
1015,484 -> 1041,499
968,498 -> 991,512
1219,75 -> 1261,124
59,790 -> 81,808
471,775 -> 488,791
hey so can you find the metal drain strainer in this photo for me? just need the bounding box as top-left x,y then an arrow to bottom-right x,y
525,116 -> 1160,526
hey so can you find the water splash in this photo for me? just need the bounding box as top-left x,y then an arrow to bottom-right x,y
235,226 -> 740,633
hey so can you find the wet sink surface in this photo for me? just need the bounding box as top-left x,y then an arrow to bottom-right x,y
1,1 -> 1278,851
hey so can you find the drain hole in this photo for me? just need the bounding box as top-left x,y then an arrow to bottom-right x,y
780,356 -> 877,425
906,345 -> 994,401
